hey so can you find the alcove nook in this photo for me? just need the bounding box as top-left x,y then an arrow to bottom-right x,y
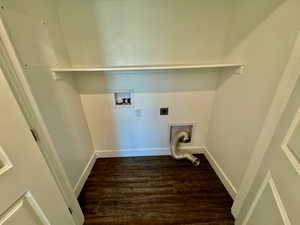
1,0 -> 299,224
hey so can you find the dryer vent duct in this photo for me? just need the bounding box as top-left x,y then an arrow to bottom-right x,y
170,130 -> 200,166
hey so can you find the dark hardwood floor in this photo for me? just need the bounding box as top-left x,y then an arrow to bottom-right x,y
79,155 -> 234,225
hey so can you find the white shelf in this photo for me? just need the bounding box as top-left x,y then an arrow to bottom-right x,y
51,63 -> 243,73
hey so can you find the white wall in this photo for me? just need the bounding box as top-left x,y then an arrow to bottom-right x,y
76,70 -> 219,154
207,0 -> 300,191
2,0 -> 94,188
55,0 -> 236,154
6,0 -> 298,195
56,0 -> 235,66
4,0 -> 298,199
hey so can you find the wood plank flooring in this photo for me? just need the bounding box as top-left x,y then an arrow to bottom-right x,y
78,155 -> 234,225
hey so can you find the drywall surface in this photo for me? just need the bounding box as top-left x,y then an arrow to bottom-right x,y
56,0 -> 235,66
76,70 -> 218,153
2,0 -> 234,185
207,0 -> 300,191
2,0 -> 94,188
55,0 -> 235,155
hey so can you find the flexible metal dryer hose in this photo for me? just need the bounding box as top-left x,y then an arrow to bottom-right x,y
170,130 -> 200,166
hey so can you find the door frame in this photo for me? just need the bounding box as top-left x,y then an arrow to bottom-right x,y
232,31 -> 300,218
0,16 -> 84,225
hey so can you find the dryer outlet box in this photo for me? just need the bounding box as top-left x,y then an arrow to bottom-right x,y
169,124 -> 193,144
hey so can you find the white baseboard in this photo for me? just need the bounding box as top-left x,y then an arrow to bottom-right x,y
74,146 -> 237,201
73,146 -> 204,196
95,146 -> 205,158
73,152 -> 97,197
203,147 -> 238,199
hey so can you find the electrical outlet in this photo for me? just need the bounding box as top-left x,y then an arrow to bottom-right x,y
160,108 -> 168,115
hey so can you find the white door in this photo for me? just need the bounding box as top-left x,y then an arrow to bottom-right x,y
0,68 -> 76,224
235,70 -> 300,223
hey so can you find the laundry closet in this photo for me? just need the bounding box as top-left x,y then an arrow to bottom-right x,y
1,0 -> 300,224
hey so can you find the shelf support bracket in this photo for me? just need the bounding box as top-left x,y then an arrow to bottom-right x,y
235,65 -> 245,75
52,71 -> 62,81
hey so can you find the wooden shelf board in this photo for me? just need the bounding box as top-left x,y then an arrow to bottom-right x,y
51,63 -> 243,72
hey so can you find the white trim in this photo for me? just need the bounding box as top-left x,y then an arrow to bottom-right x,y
281,106 -> 300,176
24,192 -> 51,225
75,147 -> 204,196
51,63 -> 243,73
73,152 -> 97,197
203,147 -> 237,199
80,147 -> 238,202
0,16 -> 83,224
95,146 -> 205,158
0,145 -> 13,175
241,172 -> 291,225
0,192 -> 51,225
0,198 -> 24,224
232,31 -> 300,217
